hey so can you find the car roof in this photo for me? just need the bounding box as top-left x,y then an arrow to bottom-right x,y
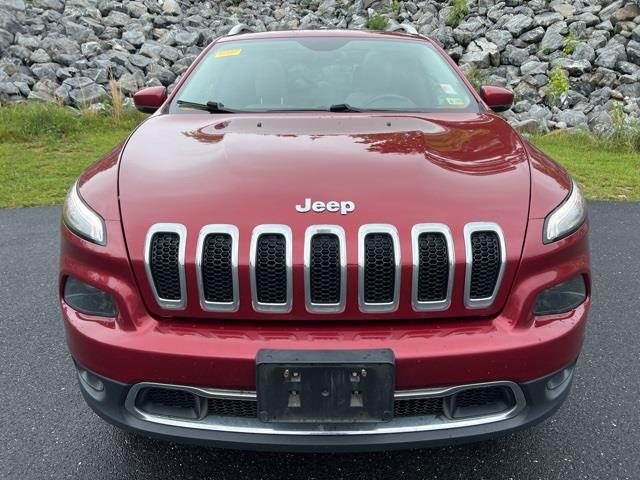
216,28 -> 429,44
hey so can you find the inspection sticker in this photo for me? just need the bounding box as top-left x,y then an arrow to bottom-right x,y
215,48 -> 242,58
446,97 -> 466,106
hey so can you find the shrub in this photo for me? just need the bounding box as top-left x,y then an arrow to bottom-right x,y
366,13 -> 389,30
391,0 -> 401,16
448,0 -> 468,27
544,67 -> 570,107
465,66 -> 488,92
610,101 -> 640,153
563,32 -> 579,55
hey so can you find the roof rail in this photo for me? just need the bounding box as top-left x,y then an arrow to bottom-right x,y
227,24 -> 254,36
388,24 -> 418,35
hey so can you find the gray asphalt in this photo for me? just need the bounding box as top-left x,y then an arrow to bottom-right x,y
1,202 -> 639,479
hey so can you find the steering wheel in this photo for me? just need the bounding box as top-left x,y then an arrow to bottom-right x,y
362,93 -> 415,108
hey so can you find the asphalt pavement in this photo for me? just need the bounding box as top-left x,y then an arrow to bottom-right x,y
0,202 -> 639,479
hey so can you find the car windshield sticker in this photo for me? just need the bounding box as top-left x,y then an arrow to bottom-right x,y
215,48 -> 242,58
446,97 -> 466,106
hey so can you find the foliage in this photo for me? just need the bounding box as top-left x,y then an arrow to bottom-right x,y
465,66 -> 488,92
365,13 -> 389,30
447,0 -> 468,27
530,132 -> 640,201
544,67 -> 570,106
391,0 -> 401,16
563,32 -> 579,55
610,102 -> 640,153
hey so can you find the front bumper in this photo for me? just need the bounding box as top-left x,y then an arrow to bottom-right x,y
76,361 -> 577,452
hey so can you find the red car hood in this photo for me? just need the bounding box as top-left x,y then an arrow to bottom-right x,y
119,112 -> 530,320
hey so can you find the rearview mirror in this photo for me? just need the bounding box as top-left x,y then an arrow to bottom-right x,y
480,86 -> 514,113
133,86 -> 167,114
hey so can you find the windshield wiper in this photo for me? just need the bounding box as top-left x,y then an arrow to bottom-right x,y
176,100 -> 235,113
328,103 -> 362,112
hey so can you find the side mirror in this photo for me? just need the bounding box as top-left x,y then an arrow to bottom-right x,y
133,86 -> 167,114
480,86 -> 514,113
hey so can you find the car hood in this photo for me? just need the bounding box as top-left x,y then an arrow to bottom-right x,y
119,112 -> 530,320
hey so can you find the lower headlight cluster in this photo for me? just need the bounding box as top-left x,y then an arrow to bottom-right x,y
64,276 -> 117,317
533,275 -> 587,316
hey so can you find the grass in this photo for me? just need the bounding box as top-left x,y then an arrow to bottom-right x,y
447,0 -> 468,27
0,103 -> 638,207
365,13 -> 388,31
0,103 -> 146,208
530,132 -> 640,201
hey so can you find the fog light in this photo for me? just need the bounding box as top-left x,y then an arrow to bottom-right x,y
64,276 -> 117,317
78,368 -> 104,392
533,275 -> 586,316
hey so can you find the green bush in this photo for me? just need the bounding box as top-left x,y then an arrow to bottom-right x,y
465,66 -> 488,92
544,67 -> 570,107
563,32 -> 579,55
0,102 -> 145,143
611,101 -> 640,153
448,0 -> 468,27
366,13 -> 389,30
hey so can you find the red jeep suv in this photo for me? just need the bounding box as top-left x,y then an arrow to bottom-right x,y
59,27 -> 590,452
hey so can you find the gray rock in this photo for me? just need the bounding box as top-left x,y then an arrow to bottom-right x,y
127,1 -> 147,18
117,71 -> 142,95
103,11 -> 131,28
129,53 -> 152,69
540,29 -> 565,53
572,43 -> 595,63
512,118 -> 541,134
0,81 -> 20,95
520,26 -> 544,43
595,44 -> 627,68
122,30 -> 146,47
69,82 -> 107,105
503,45 -> 530,66
485,30 -> 512,50
627,40 -> 640,64
80,41 -> 102,57
174,30 -> 199,47
28,79 -> 59,102
32,0 -> 64,11
0,0 -> 25,11
588,109 -> 614,137
551,57 -> 592,76
31,63 -> 59,81
146,63 -> 176,85
590,87 -> 612,105
521,60 -> 548,76
617,61 -> 639,75
63,76 -> 94,89
552,4 -> 576,18
534,12 -> 563,28
162,0 -> 181,15
599,1 -> 625,21
30,48 -> 52,63
556,109 -> 588,127
611,4 -> 640,24
504,14 -> 533,36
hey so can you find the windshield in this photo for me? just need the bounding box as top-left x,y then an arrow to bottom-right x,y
171,37 -> 480,113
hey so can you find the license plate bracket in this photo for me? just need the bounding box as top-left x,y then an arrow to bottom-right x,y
256,349 -> 395,424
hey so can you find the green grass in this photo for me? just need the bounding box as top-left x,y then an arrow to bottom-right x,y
365,13 -> 389,31
0,103 -> 638,208
0,103 -> 146,208
530,132 -> 640,201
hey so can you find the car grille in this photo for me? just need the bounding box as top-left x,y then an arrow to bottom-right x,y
363,233 -> 396,304
469,231 -> 501,299
416,232 -> 449,302
309,234 -> 341,304
133,383 -> 517,422
201,233 -> 234,303
255,233 -> 288,304
149,232 -> 181,300
144,223 -> 505,313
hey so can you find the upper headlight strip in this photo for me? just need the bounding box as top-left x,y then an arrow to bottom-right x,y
543,179 -> 587,244
62,180 -> 106,246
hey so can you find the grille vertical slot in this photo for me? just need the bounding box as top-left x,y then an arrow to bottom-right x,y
464,223 -> 506,309
250,225 -> 293,313
196,225 -> 239,312
144,223 -> 187,310
411,224 -> 454,312
304,225 -> 346,313
358,225 -> 401,313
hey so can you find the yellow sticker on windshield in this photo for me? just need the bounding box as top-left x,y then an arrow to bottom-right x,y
215,48 -> 242,58
446,97 -> 466,106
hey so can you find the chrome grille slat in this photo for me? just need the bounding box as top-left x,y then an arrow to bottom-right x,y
144,223 -> 187,310
250,225 -> 293,313
304,225 -> 347,313
411,224 -> 454,312
463,222 -> 507,309
196,225 -> 239,312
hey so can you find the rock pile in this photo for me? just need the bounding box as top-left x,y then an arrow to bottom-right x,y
0,0 -> 638,134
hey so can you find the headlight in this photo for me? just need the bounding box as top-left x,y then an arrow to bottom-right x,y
62,181 -> 106,246
533,275 -> 587,316
63,276 -> 118,317
543,180 -> 586,244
